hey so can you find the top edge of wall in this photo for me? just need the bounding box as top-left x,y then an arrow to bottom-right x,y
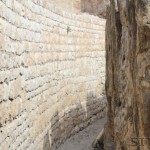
22,0 -> 106,23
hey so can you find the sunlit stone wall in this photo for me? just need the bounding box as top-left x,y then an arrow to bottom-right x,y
0,0 -> 106,149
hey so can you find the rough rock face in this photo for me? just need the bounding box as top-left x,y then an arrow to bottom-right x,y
105,0 -> 150,150
81,0 -> 109,18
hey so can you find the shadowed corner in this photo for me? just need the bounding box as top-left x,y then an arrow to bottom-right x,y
42,84 -> 107,150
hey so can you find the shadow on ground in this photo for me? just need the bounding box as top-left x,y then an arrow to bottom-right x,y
43,86 -> 107,150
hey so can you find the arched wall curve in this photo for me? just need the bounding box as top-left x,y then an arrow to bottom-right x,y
0,0 -> 106,149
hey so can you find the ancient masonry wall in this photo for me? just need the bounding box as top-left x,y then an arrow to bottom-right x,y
47,0 -> 81,13
0,0 -> 106,150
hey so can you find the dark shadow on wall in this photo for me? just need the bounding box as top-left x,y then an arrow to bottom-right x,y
43,86 -> 107,150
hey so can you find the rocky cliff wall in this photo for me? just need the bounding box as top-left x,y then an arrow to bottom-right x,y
81,0 -> 109,18
105,0 -> 150,150
0,0 -> 106,150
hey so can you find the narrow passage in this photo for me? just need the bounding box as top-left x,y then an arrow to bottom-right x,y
57,118 -> 106,150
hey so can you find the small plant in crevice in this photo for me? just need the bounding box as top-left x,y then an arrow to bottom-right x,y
67,26 -> 71,34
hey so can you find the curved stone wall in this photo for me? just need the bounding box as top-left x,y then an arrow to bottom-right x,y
47,0 -> 81,13
0,0 -> 106,149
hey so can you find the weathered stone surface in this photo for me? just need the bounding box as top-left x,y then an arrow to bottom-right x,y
0,1 -> 106,149
48,0 -> 81,13
47,0 -> 109,18
81,0 -> 109,18
105,0 -> 150,150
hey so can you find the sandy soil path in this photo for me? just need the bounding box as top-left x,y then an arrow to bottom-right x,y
57,118 -> 106,150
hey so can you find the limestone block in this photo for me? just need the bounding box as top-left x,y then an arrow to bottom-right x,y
9,77 -> 22,100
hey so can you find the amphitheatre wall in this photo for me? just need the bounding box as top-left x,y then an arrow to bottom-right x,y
0,0 -> 106,149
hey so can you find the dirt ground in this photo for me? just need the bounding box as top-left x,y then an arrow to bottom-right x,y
57,118 -> 106,150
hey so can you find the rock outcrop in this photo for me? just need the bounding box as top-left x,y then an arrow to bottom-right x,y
105,0 -> 150,150
81,0 -> 109,18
